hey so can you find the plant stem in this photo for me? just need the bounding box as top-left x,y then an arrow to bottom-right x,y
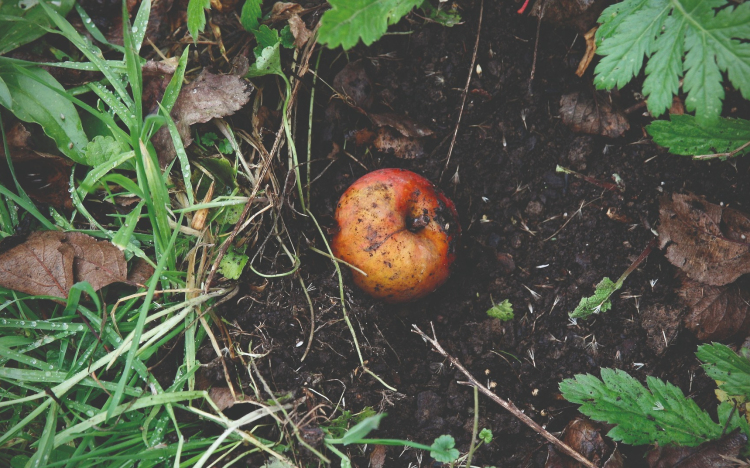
614,238 -> 658,288
465,386 -> 479,468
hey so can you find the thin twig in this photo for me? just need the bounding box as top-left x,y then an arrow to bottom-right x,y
528,0 -> 548,96
412,323 -> 598,468
441,0 -> 483,182
693,140 -> 750,160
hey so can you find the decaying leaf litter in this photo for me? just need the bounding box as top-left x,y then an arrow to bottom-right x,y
2,0 -> 750,466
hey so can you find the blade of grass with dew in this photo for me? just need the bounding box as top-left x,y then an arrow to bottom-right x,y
105,216 -> 182,420
74,4 -> 125,53
87,81 -> 137,131
56,391 -> 205,446
39,2 -> 132,108
138,139 -> 174,266
159,103 -> 195,205
130,0 -> 151,54
77,150 -> 134,192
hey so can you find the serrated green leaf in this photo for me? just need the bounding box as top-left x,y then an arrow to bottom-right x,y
486,299 -> 513,322
560,368 -> 723,446
253,24 -> 280,53
479,428 -> 493,444
0,0 -> 75,55
430,434 -> 459,463
0,65 -> 88,163
594,0 -> 750,124
647,114 -> 750,157
187,0 -> 211,42
570,277 -> 618,319
280,25 -> 295,49
240,0 -> 262,32
697,343 -> 750,396
246,41 -> 282,78
318,0 -> 423,50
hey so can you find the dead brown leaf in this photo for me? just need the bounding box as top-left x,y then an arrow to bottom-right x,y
288,15 -> 312,48
646,430 -> 747,468
559,92 -> 629,138
270,2 -> 303,21
372,126 -> 426,159
0,231 -> 126,298
370,445 -> 387,468
679,275 -> 750,341
658,193 -> 750,286
208,387 -> 254,411
333,60 -> 373,110
127,258 -> 155,286
152,71 -> 254,165
641,304 -> 683,355
368,113 -> 434,138
669,96 -> 686,116
575,26 -> 598,78
545,418 -> 623,468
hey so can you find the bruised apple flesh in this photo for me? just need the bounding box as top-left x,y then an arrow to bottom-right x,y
332,168 -> 460,302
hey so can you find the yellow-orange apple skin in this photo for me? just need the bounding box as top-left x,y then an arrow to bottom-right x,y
331,168 -> 460,303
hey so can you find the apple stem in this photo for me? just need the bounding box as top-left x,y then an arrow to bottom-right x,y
406,214 -> 430,232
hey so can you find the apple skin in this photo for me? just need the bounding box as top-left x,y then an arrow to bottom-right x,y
331,168 -> 460,303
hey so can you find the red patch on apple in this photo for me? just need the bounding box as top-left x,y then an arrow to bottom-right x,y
332,168 -> 460,303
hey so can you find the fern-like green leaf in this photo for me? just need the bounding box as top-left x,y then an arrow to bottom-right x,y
560,368 -> 723,446
594,0 -> 750,124
187,0 -> 211,42
240,0 -> 262,32
697,343 -> 750,396
647,114 -> 750,157
318,0 -> 423,50
570,277 -> 618,319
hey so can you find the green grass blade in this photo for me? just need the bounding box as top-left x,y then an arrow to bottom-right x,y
105,215 -> 182,420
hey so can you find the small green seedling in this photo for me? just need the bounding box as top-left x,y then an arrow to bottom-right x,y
486,298 -> 513,322
571,239 -> 656,319
322,413 -> 460,466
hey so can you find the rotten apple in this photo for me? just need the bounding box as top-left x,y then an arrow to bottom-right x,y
332,168 -> 460,302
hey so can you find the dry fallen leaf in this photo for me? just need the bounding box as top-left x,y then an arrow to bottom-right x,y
288,15 -> 312,48
269,2 -> 303,21
679,275 -> 750,341
127,258 -> 155,286
646,430 -> 746,468
333,60 -> 373,110
372,126 -> 426,159
0,231 -> 126,298
208,387 -> 253,411
152,71 -> 254,165
575,26 -> 598,78
658,193 -> 750,286
368,113 -> 434,138
560,92 -> 629,138
545,418 -> 623,468
370,445 -> 387,468
641,304 -> 683,355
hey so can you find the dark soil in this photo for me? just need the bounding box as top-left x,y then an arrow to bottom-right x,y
204,1 -> 750,466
